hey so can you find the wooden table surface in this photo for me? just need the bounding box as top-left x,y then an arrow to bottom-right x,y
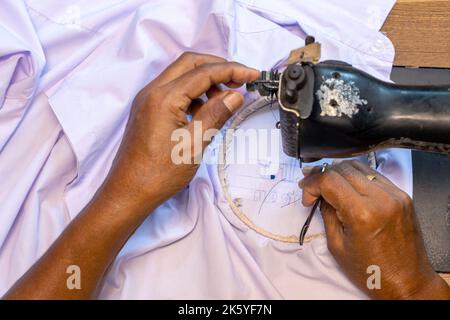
381,0 -> 450,68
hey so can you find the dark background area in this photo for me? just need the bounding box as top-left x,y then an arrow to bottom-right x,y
390,67 -> 450,272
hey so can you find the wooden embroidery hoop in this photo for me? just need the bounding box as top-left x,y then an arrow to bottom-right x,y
217,97 -> 326,244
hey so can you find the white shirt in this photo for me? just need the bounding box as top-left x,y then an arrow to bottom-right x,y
0,0 -> 411,299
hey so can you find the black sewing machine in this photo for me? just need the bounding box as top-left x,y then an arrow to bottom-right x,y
247,37 -> 450,272
247,38 -> 450,163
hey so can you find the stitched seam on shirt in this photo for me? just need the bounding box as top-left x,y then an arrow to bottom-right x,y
235,27 -> 280,34
235,1 -> 394,63
25,4 -> 103,36
237,0 -> 291,20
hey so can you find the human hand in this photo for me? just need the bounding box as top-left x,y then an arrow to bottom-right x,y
103,52 -> 259,214
2,53 -> 260,300
299,160 -> 450,299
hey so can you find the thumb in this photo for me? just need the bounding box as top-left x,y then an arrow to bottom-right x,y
193,90 -> 244,133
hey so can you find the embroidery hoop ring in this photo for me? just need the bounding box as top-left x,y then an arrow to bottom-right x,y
217,97 -> 326,244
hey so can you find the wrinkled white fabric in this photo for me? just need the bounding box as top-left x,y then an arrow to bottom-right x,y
0,0 -> 411,299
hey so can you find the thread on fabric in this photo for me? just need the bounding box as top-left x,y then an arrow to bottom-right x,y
218,97 -> 326,244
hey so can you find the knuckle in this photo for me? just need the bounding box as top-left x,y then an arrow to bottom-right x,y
319,171 -> 334,186
342,159 -> 354,165
171,106 -> 186,119
146,90 -> 162,107
349,159 -> 363,168
352,207 -> 373,224
321,169 -> 341,187
132,89 -> 145,107
385,197 -> 403,215
227,61 -> 241,68
193,64 -> 211,77
168,101 -> 188,118
193,55 -> 213,67
398,191 -> 414,211
132,88 -> 158,113
335,161 -> 355,176
179,51 -> 197,62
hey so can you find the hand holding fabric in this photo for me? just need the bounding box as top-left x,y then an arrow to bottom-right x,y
3,53 -> 259,299
103,52 -> 260,215
299,160 -> 450,299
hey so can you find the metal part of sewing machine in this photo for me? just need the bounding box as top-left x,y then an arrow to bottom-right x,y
247,37 -> 450,163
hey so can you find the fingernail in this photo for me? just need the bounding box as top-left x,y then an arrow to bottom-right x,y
223,92 -> 244,113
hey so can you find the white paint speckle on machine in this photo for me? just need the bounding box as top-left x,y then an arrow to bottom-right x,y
316,77 -> 368,117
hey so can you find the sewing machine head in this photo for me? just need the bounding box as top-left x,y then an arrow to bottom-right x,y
247,36 -> 450,162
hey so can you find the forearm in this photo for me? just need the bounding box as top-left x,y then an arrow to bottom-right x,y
3,180 -> 159,300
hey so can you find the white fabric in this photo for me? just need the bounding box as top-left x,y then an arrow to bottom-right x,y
0,0 -> 411,299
